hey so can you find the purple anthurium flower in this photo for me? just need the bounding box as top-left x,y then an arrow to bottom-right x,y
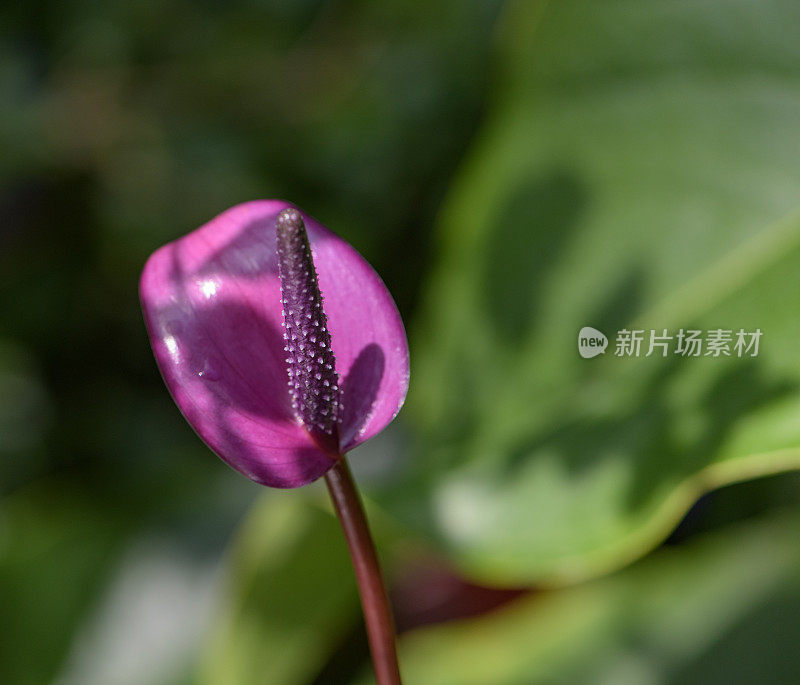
141,201 -> 407,683
139,200 -> 409,488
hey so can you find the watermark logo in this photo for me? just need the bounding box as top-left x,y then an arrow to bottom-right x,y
578,326 -> 608,358
579,327 -> 762,358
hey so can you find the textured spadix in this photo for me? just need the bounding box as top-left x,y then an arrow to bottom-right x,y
140,201 -> 409,488
276,208 -> 341,454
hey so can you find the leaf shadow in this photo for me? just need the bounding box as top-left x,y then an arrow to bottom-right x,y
495,245 -> 796,514
484,168 -> 589,346
502,355 -> 797,513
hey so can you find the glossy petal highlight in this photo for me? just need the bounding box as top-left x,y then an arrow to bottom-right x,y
140,201 -> 410,488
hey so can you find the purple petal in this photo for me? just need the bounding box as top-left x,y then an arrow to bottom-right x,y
140,200 -> 410,488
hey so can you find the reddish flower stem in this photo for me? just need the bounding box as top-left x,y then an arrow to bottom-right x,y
325,458 -> 402,685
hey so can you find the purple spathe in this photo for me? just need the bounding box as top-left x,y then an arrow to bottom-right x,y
140,200 -> 410,488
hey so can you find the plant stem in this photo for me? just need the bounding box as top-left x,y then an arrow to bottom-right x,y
325,458 -> 402,685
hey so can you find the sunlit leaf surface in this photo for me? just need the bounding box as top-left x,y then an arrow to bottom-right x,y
396,0 -> 800,583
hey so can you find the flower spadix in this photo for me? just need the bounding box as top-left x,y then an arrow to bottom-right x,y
140,201 -> 409,488
276,208 -> 341,455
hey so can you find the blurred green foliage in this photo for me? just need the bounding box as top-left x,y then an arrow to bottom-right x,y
396,0 -> 800,584
374,511 -> 800,685
2,0 -> 800,684
199,495 -> 360,685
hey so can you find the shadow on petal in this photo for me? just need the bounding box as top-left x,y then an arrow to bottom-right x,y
212,404 -> 335,488
197,216 -> 280,279
341,343 -> 386,449
154,299 -> 293,423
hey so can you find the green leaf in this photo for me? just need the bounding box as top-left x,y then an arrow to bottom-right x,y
364,512 -> 800,684
198,493 -> 361,685
396,0 -> 800,583
0,486 -> 126,685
